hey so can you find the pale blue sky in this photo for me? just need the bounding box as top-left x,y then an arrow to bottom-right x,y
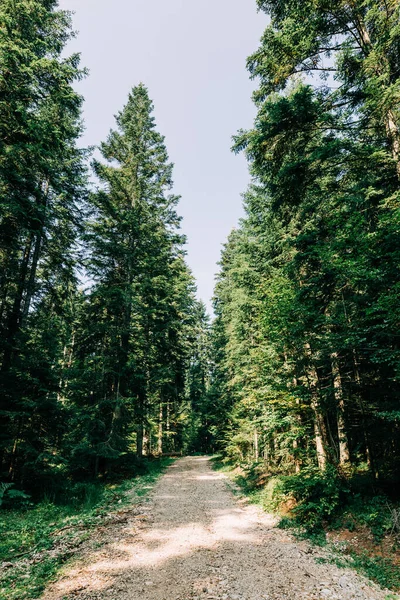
58,0 -> 266,313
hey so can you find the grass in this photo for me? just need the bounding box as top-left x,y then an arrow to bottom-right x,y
211,456 -> 400,596
0,458 -> 174,600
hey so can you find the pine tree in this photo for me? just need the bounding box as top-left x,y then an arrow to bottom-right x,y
69,85 -> 197,473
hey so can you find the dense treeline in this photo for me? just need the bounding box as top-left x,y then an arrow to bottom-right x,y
2,0 -> 400,506
211,0 -> 400,484
0,0 -> 207,495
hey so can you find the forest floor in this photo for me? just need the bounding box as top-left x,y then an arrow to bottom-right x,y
40,456 -> 396,600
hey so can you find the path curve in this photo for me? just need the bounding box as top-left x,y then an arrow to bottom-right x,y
43,456 -> 390,600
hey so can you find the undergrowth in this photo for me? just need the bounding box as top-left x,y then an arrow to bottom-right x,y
0,458 -> 173,600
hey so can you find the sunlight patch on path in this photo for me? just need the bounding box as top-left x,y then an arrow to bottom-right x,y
43,457 -> 390,600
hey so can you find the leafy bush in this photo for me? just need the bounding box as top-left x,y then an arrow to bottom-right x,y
332,494 -> 394,542
334,552 -> 400,592
274,465 -> 349,531
259,476 -> 286,511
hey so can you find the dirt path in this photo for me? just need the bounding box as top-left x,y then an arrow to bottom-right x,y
43,457 -> 391,600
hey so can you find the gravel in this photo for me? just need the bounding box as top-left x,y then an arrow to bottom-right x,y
42,456 -> 392,600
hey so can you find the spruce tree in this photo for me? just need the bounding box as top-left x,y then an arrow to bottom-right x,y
70,85 -> 196,473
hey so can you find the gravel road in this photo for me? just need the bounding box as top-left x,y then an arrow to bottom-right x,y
43,456 -> 391,600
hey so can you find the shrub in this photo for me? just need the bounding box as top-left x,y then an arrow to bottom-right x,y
259,476 -> 286,511
273,465 -> 349,531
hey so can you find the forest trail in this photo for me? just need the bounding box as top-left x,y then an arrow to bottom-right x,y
42,457 -> 389,600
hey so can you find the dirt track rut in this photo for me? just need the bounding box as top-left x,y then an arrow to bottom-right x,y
43,456 -> 390,600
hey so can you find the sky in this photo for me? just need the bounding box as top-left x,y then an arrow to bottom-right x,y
58,0 -> 266,313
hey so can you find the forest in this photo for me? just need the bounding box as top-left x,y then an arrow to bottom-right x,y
1,0 -> 400,597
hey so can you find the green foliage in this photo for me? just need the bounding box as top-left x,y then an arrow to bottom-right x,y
210,0 -> 400,498
332,494 -> 394,543
184,302 -> 214,453
68,84 -> 198,469
0,483 -> 12,508
276,466 -> 349,532
0,0 -> 87,486
0,65 -> 201,489
0,484 -> 31,509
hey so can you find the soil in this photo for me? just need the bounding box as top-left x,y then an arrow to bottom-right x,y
327,526 -> 400,567
42,456 -> 392,600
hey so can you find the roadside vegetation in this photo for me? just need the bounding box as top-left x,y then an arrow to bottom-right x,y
0,458 -> 173,600
212,457 -> 400,593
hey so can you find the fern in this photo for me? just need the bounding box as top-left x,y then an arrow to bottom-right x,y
0,483 -> 13,508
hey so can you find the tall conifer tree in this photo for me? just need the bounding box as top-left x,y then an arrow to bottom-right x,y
70,85 -> 196,472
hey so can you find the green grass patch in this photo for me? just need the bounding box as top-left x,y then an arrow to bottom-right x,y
0,458 -> 173,600
347,553 -> 400,592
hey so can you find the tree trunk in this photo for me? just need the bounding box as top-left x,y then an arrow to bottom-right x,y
8,418 -> 22,481
354,17 -> 400,178
352,350 -> 378,478
263,439 -> 270,469
20,228 -> 43,325
136,425 -> 143,457
165,400 -> 171,451
254,429 -> 259,461
305,344 -> 328,470
293,439 -> 301,473
1,183 -> 49,374
312,401 -> 327,471
1,237 -> 32,373
386,109 -> 400,178
158,401 -> 163,455
143,429 -> 149,456
331,353 -> 351,465
136,389 -> 145,457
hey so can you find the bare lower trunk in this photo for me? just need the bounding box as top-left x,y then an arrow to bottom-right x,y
158,401 -> 163,455
272,435 -> 279,467
285,352 -> 301,472
58,332 -> 75,403
263,443 -> 269,468
352,350 -> 377,477
20,229 -> 43,325
136,386 -> 146,457
293,439 -> 301,473
305,344 -> 328,470
385,109 -> 400,179
331,353 -> 350,465
293,380 -> 302,473
312,404 -> 327,471
1,238 -> 32,373
254,430 -> 259,461
7,415 -> 24,480
143,430 -> 149,456
166,401 -> 170,451
136,425 -> 143,458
